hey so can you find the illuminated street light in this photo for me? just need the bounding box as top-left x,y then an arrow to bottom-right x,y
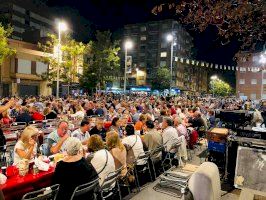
56,21 -> 67,99
211,75 -> 218,80
124,40 -> 133,93
166,33 -> 174,95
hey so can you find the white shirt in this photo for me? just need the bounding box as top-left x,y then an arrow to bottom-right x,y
71,111 -> 85,119
13,140 -> 37,166
122,135 -> 146,165
162,126 -> 180,153
91,149 -> 115,186
71,128 -> 90,142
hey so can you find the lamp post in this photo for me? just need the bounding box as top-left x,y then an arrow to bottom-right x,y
124,40 -> 133,93
210,75 -> 218,97
167,34 -> 174,96
56,21 -> 67,99
259,51 -> 266,99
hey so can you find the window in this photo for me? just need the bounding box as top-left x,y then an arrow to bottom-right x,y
30,12 -> 53,26
160,52 -> 167,57
250,93 -> 256,100
263,79 -> 266,84
240,67 -> 246,73
239,79 -> 245,84
160,61 -> 167,67
36,62 -> 48,75
140,26 -> 146,32
13,26 -> 24,33
239,93 -> 244,97
17,59 -> 31,74
162,23 -> 169,29
251,79 -> 257,85
30,21 -> 41,29
161,42 -> 167,48
12,15 -> 25,24
13,5 -> 25,14
140,36 -> 146,41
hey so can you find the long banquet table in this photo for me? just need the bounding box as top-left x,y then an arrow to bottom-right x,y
0,166 -> 55,200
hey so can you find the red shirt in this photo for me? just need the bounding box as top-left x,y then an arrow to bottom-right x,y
32,112 -> 44,121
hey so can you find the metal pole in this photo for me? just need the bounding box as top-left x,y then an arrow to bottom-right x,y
170,39 -> 173,95
124,48 -> 127,93
56,27 -> 61,99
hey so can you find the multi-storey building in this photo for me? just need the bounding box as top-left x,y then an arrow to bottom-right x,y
0,39 -> 51,97
122,19 -> 208,93
236,52 -> 266,100
0,0 -> 55,42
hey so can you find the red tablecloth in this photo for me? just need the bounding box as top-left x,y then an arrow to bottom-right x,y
1,166 -> 55,200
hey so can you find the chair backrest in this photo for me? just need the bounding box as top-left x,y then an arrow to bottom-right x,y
21,184 -> 60,200
151,145 -> 164,156
100,167 -> 123,190
9,122 -> 27,131
70,178 -> 99,200
29,121 -> 43,128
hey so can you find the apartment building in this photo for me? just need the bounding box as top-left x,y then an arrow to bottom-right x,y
0,0 -> 55,42
236,52 -> 266,100
123,19 -> 208,93
0,39 -> 51,97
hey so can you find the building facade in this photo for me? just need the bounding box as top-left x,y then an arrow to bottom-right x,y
0,0 -> 55,42
0,39 -> 51,97
122,19 -> 208,93
236,52 -> 266,100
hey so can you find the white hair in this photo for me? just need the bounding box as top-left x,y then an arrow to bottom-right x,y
64,137 -> 82,156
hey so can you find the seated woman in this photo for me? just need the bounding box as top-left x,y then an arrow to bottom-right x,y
13,126 -> 39,165
122,124 -> 146,165
109,117 -> 123,137
53,137 -> 98,200
43,107 -> 57,119
87,135 -> 115,186
106,131 -> 127,177
71,105 -> 85,120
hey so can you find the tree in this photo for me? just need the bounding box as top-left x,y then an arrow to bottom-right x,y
151,67 -> 171,90
38,33 -> 88,94
0,24 -> 15,64
152,1 -> 265,55
80,31 -> 120,90
210,79 -> 232,97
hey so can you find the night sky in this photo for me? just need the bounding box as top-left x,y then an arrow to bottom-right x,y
46,0 -> 239,86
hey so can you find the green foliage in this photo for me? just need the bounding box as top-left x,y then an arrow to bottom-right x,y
80,30 -> 120,90
38,33 -> 88,87
0,24 -> 15,64
210,79 -> 232,97
151,66 -> 171,90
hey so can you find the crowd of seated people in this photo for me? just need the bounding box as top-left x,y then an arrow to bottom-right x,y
0,94 -> 265,199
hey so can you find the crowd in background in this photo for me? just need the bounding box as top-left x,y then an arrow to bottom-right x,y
0,93 -> 265,199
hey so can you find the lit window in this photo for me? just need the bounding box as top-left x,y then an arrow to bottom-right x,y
239,79 -> 245,84
140,36 -> 146,41
251,79 -> 257,85
160,52 -> 167,57
240,67 -> 246,73
263,79 -> 266,84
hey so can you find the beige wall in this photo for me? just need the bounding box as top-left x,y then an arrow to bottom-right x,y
0,39 -> 51,97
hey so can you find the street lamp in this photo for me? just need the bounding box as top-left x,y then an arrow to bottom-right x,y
56,21 -> 67,99
210,75 -> 218,97
124,40 -> 133,93
166,33 -> 174,95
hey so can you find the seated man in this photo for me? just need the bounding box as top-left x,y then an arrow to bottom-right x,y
71,120 -> 90,145
89,117 -> 106,140
45,121 -> 69,155
162,117 -> 180,155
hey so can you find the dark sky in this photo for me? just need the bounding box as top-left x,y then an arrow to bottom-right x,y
46,0 -> 239,86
